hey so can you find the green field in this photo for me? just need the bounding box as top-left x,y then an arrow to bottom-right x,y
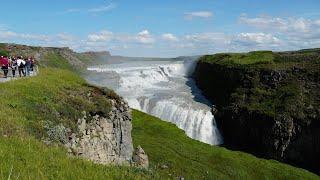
200,51 -> 275,65
200,49 -> 320,68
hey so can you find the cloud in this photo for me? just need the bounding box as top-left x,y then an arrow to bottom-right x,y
135,30 -> 155,44
1,19 -> 318,58
185,11 -> 213,20
88,31 -> 114,42
239,14 -> 320,49
162,33 -> 178,42
57,33 -> 76,41
60,3 -> 116,14
233,33 -> 281,46
0,31 -> 51,41
63,8 -> 81,14
88,3 -> 116,13
86,29 -> 155,45
185,32 -> 230,44
239,15 -> 320,36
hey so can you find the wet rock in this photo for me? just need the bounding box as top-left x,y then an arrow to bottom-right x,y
211,105 -> 218,115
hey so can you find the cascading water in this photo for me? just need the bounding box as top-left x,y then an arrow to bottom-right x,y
86,58 -> 223,145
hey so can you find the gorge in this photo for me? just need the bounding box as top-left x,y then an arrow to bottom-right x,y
85,57 -> 223,145
0,43 -> 318,178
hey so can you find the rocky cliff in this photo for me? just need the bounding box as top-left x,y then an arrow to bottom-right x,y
66,99 -> 133,165
193,49 -> 320,174
44,86 -> 134,165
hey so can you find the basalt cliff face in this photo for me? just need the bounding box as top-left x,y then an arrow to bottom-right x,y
44,85 -> 134,165
193,50 -> 320,174
65,99 -> 133,165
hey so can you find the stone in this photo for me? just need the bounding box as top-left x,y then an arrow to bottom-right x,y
211,105 -> 218,115
132,145 -> 149,169
64,98 -> 133,165
160,164 -> 169,169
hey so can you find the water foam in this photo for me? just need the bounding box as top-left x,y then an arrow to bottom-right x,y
87,59 -> 223,145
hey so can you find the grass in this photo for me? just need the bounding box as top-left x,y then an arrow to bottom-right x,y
0,137 -> 154,180
132,110 -> 318,179
40,53 -> 74,70
200,51 -> 274,65
200,48 -> 320,69
0,68 -> 157,179
0,68 -> 114,139
0,51 -> 318,179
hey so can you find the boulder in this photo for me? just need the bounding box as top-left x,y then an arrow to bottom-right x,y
133,145 -> 149,169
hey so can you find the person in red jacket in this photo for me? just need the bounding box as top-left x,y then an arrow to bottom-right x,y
0,55 -> 9,78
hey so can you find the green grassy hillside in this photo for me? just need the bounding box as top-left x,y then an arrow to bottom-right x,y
132,110 -> 318,179
0,69 -> 317,179
0,137 -> 153,179
200,51 -> 274,65
0,49 -> 318,179
200,49 -> 320,67
0,68 -> 156,179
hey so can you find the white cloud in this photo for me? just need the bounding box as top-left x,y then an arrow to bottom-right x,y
56,33 -> 75,41
185,11 -> 213,20
0,31 -> 51,41
233,33 -> 281,46
239,14 -> 320,49
135,30 -> 155,44
239,15 -> 288,31
185,32 -> 230,44
64,8 -> 81,14
239,15 -> 320,36
88,3 -> 116,13
162,33 -> 178,42
87,31 -> 114,42
61,3 -> 116,14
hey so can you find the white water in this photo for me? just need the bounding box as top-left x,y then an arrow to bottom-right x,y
86,58 -> 223,145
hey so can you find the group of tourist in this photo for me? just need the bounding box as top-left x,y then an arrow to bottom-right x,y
0,55 -> 36,78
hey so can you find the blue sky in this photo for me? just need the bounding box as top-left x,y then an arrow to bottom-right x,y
1,0 -> 320,57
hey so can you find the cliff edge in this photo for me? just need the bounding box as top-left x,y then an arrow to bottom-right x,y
193,49 -> 320,174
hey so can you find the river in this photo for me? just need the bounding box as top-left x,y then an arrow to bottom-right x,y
85,57 -> 223,145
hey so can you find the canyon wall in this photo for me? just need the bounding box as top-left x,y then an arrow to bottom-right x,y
193,50 -> 320,173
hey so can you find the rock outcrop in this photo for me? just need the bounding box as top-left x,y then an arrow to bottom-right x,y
45,88 -> 134,165
193,50 -> 320,174
65,98 -> 133,165
132,145 -> 149,169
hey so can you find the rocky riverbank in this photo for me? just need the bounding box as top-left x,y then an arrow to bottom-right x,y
193,49 -> 320,174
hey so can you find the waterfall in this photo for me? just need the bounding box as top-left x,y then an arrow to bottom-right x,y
86,58 -> 223,145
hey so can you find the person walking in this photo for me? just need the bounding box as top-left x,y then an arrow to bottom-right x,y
17,56 -> 26,77
25,57 -> 32,76
10,57 -> 17,77
0,55 -> 9,78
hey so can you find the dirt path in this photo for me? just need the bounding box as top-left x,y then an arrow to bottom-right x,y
0,67 -> 39,83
